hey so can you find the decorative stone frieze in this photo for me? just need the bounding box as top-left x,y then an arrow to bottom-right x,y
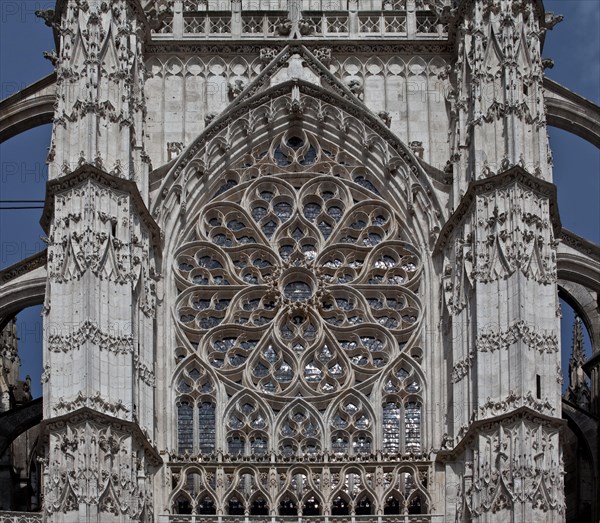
42,417 -> 157,521
453,415 -> 565,522
47,320 -> 134,355
476,320 -> 559,354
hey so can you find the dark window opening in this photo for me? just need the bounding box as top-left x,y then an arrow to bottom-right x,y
408,495 -> 423,514
355,495 -> 373,515
279,496 -> 297,515
331,497 -> 349,515
176,496 -> 192,514
384,496 -> 401,514
198,496 -> 216,515
251,497 -> 269,515
302,496 -> 320,516
228,496 -> 244,515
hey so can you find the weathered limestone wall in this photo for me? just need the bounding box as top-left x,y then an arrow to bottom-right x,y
144,51 -> 452,171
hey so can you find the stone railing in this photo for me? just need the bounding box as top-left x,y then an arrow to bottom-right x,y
151,9 -> 447,39
0,512 -> 43,523
157,516 -> 436,523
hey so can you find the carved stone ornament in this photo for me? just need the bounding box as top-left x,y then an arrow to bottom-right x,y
455,418 -> 565,519
43,421 -> 153,520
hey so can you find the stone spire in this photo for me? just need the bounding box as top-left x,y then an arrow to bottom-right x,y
566,316 -> 591,410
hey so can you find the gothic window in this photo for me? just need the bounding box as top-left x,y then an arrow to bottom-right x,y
175,365 -> 216,455
356,494 -> 373,515
177,401 -> 194,453
173,128 -> 426,511
225,472 -> 270,515
174,493 -> 192,514
302,495 -> 321,516
381,467 -> 429,515
225,397 -> 270,456
278,405 -> 322,458
329,396 -> 374,455
228,495 -> 244,515
382,363 -> 423,454
332,495 -> 350,515
172,470 -> 218,515
279,494 -> 298,515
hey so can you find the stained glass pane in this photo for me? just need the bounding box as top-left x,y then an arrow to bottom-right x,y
198,402 -> 216,453
177,402 -> 193,453
228,435 -> 245,455
383,402 -> 401,452
404,401 -> 421,453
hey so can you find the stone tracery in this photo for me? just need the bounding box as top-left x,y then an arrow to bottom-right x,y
170,129 -> 429,515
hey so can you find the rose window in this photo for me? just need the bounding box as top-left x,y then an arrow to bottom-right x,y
175,168 -> 422,400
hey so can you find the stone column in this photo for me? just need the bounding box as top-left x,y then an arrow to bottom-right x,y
40,1 -> 161,521
439,1 -> 565,521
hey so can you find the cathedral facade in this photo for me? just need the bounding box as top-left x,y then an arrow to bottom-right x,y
0,0 -> 599,522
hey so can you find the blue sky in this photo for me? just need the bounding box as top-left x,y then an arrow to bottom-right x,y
0,1 -> 598,397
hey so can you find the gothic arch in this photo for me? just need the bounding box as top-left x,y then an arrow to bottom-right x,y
223,390 -> 273,456
330,465 -> 379,510
274,398 -> 325,457
377,357 -> 426,454
160,72 -> 439,516
0,74 -> 56,143
558,281 -> 600,354
0,252 -> 47,330
325,391 -> 376,455
153,78 -> 444,251
171,358 -> 218,456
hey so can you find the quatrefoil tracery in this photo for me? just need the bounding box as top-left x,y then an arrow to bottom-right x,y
175,170 -> 422,402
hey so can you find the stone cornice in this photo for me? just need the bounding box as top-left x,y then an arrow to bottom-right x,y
0,250 -> 47,285
145,39 -> 453,56
41,165 -> 162,251
435,406 -> 565,462
434,166 -> 562,253
40,407 -> 161,466
560,228 -> 600,262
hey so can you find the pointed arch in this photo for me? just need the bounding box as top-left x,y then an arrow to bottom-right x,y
165,56 -> 185,77
184,56 -> 205,77
162,53 -> 436,517
153,78 -> 444,254
223,390 -> 273,456
326,390 -> 376,455
274,398 -> 325,457
172,357 -> 217,456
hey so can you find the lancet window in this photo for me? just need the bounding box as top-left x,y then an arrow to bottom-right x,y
225,397 -> 270,456
175,365 -> 216,454
329,396 -> 374,456
382,363 -> 423,453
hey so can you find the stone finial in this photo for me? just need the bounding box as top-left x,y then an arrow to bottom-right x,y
167,142 -> 184,161
565,316 -> 591,410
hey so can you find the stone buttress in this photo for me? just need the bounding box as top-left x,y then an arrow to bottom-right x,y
40,0 -> 161,521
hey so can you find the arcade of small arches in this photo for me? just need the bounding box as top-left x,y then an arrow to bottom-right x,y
168,465 -> 430,516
